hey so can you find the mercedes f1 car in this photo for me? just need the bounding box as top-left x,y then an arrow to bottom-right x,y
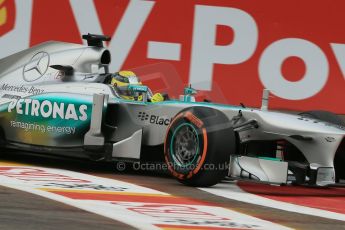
0,34 -> 344,187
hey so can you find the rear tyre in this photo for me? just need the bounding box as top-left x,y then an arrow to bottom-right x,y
164,107 -> 236,187
299,110 -> 345,182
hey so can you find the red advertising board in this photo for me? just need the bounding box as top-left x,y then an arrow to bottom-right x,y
1,0 -> 345,113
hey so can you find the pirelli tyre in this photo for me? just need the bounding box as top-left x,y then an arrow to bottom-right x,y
164,107 -> 236,187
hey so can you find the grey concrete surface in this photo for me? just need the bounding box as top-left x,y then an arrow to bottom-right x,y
0,186 -> 135,230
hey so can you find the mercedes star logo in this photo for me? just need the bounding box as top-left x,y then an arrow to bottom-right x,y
23,51 -> 50,82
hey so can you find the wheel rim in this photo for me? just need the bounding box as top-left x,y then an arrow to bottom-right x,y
170,123 -> 199,167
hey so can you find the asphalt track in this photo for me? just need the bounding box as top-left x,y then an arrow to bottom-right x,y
0,150 -> 345,230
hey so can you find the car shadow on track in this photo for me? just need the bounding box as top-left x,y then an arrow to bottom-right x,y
2,149 -> 345,199
0,149 -> 171,178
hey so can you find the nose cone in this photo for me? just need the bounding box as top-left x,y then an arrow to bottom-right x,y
257,110 -> 345,135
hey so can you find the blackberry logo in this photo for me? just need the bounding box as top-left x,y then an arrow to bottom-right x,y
138,111 -> 149,121
137,111 -> 172,126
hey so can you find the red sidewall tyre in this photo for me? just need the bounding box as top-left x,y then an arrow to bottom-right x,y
164,107 -> 236,187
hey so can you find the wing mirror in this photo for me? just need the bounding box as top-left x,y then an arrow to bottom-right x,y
261,89 -> 273,111
50,65 -> 74,76
180,85 -> 198,102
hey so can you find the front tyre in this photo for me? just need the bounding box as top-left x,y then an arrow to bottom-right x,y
164,107 -> 236,187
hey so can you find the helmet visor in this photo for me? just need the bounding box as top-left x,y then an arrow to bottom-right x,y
128,76 -> 141,84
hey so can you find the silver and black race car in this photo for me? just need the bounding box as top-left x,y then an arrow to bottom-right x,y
0,34 -> 344,187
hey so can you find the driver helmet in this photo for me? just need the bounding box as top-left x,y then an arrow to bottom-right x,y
111,71 -> 142,100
